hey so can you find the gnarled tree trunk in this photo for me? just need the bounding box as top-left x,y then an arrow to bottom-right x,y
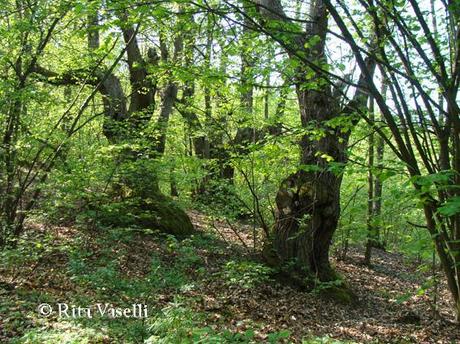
272,86 -> 345,281
253,0 -> 373,283
34,5 -> 194,236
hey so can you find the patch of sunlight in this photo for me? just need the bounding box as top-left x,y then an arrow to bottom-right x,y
12,321 -> 109,344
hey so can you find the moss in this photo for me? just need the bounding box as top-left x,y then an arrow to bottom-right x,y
269,264 -> 358,305
98,194 -> 194,237
320,284 -> 358,305
138,195 -> 194,236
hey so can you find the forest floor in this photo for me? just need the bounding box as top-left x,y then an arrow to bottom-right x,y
0,210 -> 459,343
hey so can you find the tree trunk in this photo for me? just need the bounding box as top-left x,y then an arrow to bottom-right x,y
271,68 -> 347,281
365,80 -> 387,264
254,0 -> 373,283
273,167 -> 342,282
95,8 -> 192,236
372,126 -> 384,243
364,96 -> 375,265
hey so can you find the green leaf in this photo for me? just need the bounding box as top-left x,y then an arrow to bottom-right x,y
438,196 -> 460,217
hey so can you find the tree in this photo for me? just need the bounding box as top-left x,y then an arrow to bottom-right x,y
0,0 -> 116,243
364,82 -> 387,265
1,0 -> 195,241
324,0 -> 460,320
220,0 -> 376,283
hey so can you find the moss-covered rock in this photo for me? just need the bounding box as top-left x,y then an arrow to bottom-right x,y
98,194 -> 194,236
137,195 -> 194,236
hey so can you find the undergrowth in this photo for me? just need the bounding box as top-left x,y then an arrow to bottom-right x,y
0,225 -> 351,343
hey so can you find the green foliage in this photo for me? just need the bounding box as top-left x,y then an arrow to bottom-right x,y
302,337 -> 355,344
193,181 -> 249,220
334,121 -> 430,263
438,196 -> 460,217
0,226 -> 295,343
311,279 -> 344,294
219,260 -> 273,289
3,227 -> 210,343
147,299 -> 291,344
147,300 -> 200,343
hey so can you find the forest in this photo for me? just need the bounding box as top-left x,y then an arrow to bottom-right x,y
0,0 -> 459,342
